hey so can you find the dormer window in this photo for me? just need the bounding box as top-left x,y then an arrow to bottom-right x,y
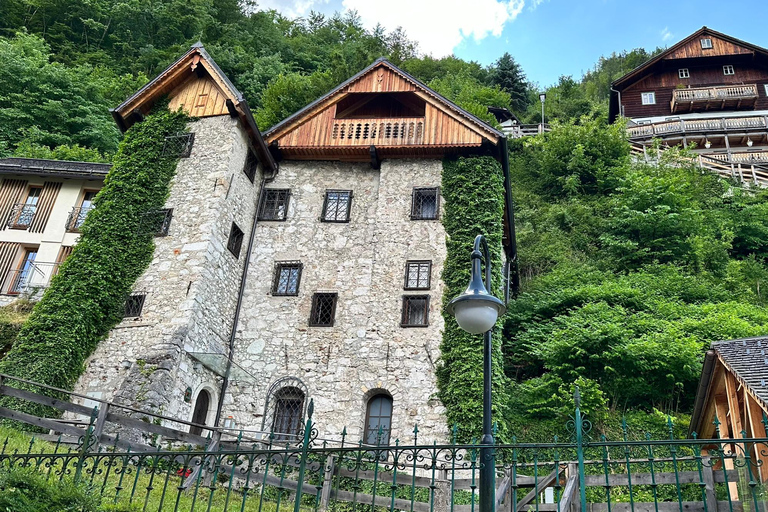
678,68 -> 689,79
701,38 -> 713,49
723,65 -> 735,76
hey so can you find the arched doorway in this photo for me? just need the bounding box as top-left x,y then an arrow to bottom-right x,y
190,389 -> 210,436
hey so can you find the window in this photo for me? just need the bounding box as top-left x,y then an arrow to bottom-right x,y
162,133 -> 195,157
678,68 -> 689,79
309,293 -> 337,327
138,208 -> 173,236
9,187 -> 41,229
124,293 -> 146,318
227,222 -> 244,259
272,386 -> 305,438
701,38 -> 713,49
723,65 -> 735,76
764,84 -> 768,97
258,189 -> 290,221
641,92 -> 656,105
68,190 -> 98,232
7,249 -> 37,295
321,190 -> 352,223
243,151 -> 258,183
404,261 -> 431,290
401,295 -> 429,327
272,261 -> 302,296
411,188 -> 439,220
365,394 -> 393,445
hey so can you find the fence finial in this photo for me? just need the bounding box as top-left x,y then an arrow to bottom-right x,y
574,385 -> 581,408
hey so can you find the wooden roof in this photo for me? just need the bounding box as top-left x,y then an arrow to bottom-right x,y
265,58 -> 504,161
112,43 -> 277,173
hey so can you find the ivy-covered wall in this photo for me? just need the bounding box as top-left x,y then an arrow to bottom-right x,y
438,155 -> 509,442
0,107 -> 188,417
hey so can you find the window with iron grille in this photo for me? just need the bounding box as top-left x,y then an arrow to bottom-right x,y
321,190 -> 352,223
243,150 -> 258,183
272,261 -> 302,296
227,222 -> 244,259
163,133 -> 195,157
309,293 -> 337,327
272,386 -> 305,438
404,261 -> 431,290
401,295 -> 429,327
138,208 -> 173,236
259,189 -> 290,221
411,188 -> 439,220
124,293 -> 146,318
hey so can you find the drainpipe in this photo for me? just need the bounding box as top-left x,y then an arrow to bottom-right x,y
213,164 -> 276,428
498,137 -> 520,296
611,87 -> 623,120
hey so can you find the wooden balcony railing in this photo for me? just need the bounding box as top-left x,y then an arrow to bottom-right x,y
671,84 -> 758,112
627,114 -> 768,138
330,118 -> 424,145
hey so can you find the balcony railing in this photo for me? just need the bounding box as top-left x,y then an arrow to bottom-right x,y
65,205 -> 93,232
504,123 -> 551,138
1,262 -> 60,296
331,117 -> 424,145
703,151 -> 768,163
6,203 -> 37,229
671,84 -> 758,112
627,114 -> 768,139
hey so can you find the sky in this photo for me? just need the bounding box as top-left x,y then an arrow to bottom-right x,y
255,0 -> 768,87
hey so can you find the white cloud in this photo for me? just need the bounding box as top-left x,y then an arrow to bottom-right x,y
661,26 -> 673,42
341,0 -> 526,56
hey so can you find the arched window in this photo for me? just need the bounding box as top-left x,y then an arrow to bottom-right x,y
365,394 -> 393,445
262,377 -> 308,440
190,389 -> 210,436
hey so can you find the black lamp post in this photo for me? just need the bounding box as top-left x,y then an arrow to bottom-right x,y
446,234 -> 506,512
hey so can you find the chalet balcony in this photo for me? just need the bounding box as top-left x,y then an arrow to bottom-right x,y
671,84 -> 759,113
330,118 -> 424,146
627,114 -> 768,139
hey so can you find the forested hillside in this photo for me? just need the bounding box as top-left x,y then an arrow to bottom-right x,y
1,0 -> 767,435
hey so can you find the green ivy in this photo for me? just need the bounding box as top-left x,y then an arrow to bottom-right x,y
438,155 -> 509,442
0,106 -> 188,418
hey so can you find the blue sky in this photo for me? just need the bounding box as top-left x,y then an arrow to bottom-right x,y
257,0 -> 767,88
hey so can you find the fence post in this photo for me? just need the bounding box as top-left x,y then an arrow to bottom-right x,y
294,399 -> 315,512
74,406 -> 98,483
434,469 -> 452,512
92,402 -> 109,445
702,456 -> 718,512
319,454 -> 336,512
574,388 -> 587,512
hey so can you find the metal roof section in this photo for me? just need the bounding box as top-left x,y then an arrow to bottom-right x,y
0,158 -> 111,179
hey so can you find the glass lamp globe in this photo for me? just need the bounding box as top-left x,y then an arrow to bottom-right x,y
447,274 -> 506,334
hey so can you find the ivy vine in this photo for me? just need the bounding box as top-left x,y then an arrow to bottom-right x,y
438,155 -> 509,442
0,106 -> 188,418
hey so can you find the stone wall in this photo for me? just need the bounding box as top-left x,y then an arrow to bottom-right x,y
224,158 -> 449,443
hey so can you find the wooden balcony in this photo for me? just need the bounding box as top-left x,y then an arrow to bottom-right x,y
627,114 -> 768,139
329,117 -> 424,146
671,84 -> 758,113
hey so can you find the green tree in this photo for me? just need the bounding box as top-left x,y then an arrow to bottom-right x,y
488,52 -> 530,113
428,70 -> 510,126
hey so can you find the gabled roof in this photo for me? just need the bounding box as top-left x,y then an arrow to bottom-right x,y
265,58 -> 504,145
112,43 -> 277,174
0,158 -> 110,179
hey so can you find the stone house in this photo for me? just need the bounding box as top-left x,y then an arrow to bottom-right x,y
72,44 -> 516,444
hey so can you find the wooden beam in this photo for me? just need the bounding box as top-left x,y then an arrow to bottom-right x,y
725,371 -> 744,437
744,389 -> 768,482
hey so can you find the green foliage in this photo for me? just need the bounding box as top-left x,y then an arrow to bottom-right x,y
488,52 -> 530,113
429,71 -> 510,126
255,70 -> 336,130
13,141 -> 110,163
0,466 -> 102,511
0,300 -> 33,359
438,156 -> 508,441
0,107 -> 187,418
401,55 -> 488,84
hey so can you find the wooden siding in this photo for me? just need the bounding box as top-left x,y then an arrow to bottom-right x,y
347,67 -> 416,93
0,242 -> 21,292
666,34 -> 755,60
168,76 -> 229,118
0,179 -> 26,227
29,181 -> 61,233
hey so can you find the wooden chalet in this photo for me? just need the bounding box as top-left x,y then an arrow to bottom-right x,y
689,336 -> 768,482
112,42 -> 276,173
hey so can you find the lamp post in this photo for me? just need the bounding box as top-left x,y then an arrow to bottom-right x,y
447,234 -> 506,512
539,92 -> 546,130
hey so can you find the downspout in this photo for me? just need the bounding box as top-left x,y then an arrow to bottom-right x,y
213,165 -> 277,428
498,137 -> 520,296
610,87 -> 623,120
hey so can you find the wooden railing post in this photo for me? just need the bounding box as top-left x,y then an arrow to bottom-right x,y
319,454 -> 336,512
92,402 -> 109,445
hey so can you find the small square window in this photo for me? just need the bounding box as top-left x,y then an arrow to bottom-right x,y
124,293 -> 146,318
411,188 -> 439,220
244,151 -> 258,183
259,189 -> 290,221
723,65 -> 735,76
138,208 -> 173,236
641,92 -> 656,105
309,293 -> 337,327
163,133 -> 195,158
272,261 -> 302,296
227,222 -> 244,259
401,295 -> 429,327
404,261 -> 431,290
678,68 -> 689,79
701,38 -> 713,49
322,190 -> 352,222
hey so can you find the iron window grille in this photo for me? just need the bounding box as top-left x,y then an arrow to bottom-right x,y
272,387 -> 305,439
401,295 -> 429,327
410,188 -> 439,220
321,190 -> 352,223
258,189 -> 290,221
137,208 -> 173,236
227,222 -> 244,259
124,293 -> 146,318
65,206 -> 93,232
7,203 -> 37,229
244,151 -> 258,183
309,292 -> 338,327
163,133 -> 195,158
272,261 -> 303,296
404,261 -> 431,290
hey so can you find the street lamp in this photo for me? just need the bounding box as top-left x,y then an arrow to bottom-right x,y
446,234 -> 506,512
539,92 -> 546,127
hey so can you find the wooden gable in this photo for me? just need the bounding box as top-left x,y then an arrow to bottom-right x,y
266,60 -> 503,161
665,32 -> 755,60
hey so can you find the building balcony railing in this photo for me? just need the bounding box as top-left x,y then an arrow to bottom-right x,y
671,84 -> 759,113
627,114 -> 768,139
330,117 -> 424,145
703,151 -> 768,163
1,262 -> 60,296
6,203 -> 37,230
65,205 -> 93,232
504,123 -> 551,138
